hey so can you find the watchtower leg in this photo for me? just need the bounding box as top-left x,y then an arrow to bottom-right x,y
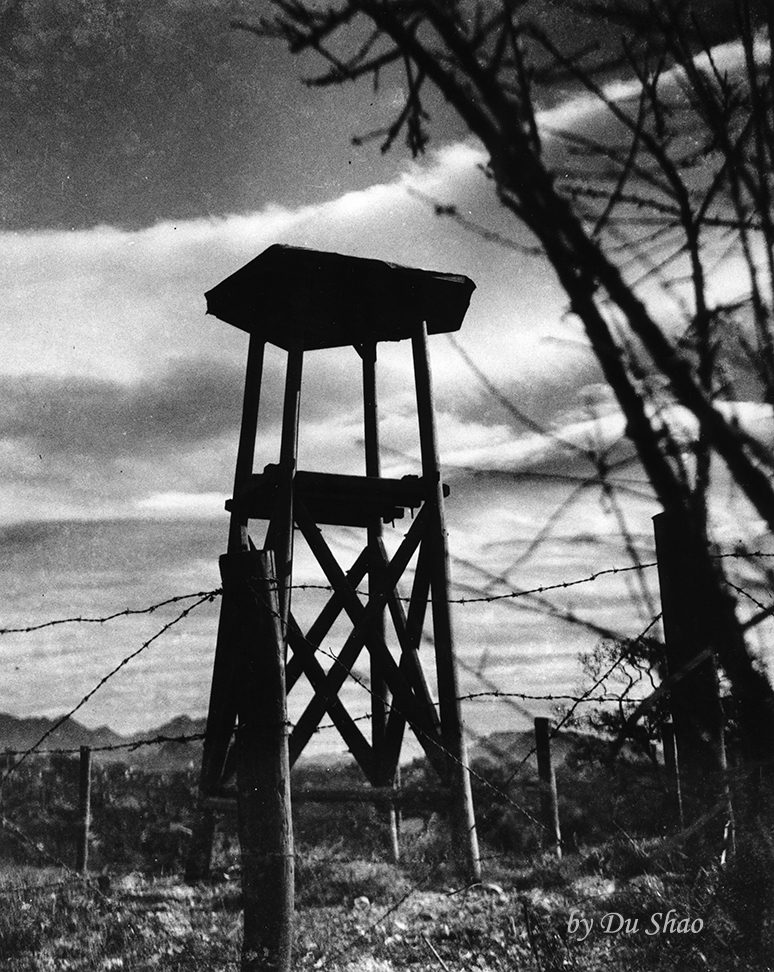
273,345 -> 304,630
186,335 -> 266,883
412,321 -> 481,882
362,342 -> 400,862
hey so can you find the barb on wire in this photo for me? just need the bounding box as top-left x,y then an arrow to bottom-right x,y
458,690 -> 649,704
0,591 -> 218,790
0,588 -> 222,636
292,559 -> 659,605
3,551 -> 766,643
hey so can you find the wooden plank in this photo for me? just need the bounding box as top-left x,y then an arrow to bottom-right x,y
228,470 -> 435,527
289,505 -> 430,758
292,785 -> 447,808
285,547 -> 370,691
286,619 -> 374,780
293,502 -> 445,754
382,540 -> 433,777
203,785 -> 449,810
195,577 -> 243,795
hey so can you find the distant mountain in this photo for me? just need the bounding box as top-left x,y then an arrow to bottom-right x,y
469,727 -> 647,775
0,715 -> 620,777
469,728 -> 591,771
0,712 -> 124,754
0,712 -> 206,770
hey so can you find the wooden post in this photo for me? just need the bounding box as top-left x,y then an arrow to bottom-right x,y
187,335 -> 267,884
362,342 -> 400,863
274,345 -> 304,631
534,719 -> 562,859
76,746 -> 92,874
661,721 -> 684,829
653,511 -> 728,824
224,549 -> 294,972
0,750 -> 12,809
412,321 -> 480,882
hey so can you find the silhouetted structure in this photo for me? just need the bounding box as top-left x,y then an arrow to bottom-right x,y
186,245 -> 480,882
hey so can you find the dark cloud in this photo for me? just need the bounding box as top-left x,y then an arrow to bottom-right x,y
0,357 -> 249,458
0,0 -> 419,231
0,516 -> 223,575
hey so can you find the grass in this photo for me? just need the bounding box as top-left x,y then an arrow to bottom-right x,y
2,838 -> 771,972
2,754 -> 772,969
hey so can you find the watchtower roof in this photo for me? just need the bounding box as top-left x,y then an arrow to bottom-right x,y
205,244 -> 475,351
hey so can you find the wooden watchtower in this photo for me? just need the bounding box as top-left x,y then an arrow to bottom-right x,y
187,244 -> 481,880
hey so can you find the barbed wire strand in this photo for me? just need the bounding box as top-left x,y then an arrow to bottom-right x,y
1,549 -> 770,640
0,592 -> 218,791
0,589 -> 222,636
501,612 -> 663,788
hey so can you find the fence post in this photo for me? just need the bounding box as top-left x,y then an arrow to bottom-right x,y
221,549 -> 294,972
653,511 -> 728,826
534,718 -> 562,858
661,721 -> 684,830
76,746 -> 92,874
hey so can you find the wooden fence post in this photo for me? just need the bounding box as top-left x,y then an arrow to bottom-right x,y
534,718 -> 562,858
0,750 -> 10,808
76,746 -> 92,874
653,512 -> 728,825
221,549 -> 294,972
661,721 -> 684,830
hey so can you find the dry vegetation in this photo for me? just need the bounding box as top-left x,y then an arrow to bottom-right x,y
1,741 -> 772,970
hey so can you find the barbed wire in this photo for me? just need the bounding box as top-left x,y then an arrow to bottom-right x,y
0,684 -> 643,762
314,646 -> 547,836
0,591 -> 218,791
1,549 -> 770,641
0,589 -> 222,636
1,732 -> 208,759
501,612 -> 663,788
1,686 -> 645,761
293,561 -> 660,604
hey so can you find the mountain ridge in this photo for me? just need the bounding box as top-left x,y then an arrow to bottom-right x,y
0,712 -> 207,768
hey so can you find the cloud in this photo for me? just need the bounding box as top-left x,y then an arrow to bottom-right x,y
0,137 -> 608,532
3,26 -> 768,735
0,359 -> 246,458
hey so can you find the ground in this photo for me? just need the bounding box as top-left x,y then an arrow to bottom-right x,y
2,852 -> 769,972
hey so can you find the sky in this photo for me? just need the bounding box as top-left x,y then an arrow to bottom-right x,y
1,0 -> 771,756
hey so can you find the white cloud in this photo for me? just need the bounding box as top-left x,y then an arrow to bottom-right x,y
135,491 -> 227,518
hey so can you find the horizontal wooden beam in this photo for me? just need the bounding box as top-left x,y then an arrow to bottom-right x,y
228,469 -> 448,527
201,785 -> 449,811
